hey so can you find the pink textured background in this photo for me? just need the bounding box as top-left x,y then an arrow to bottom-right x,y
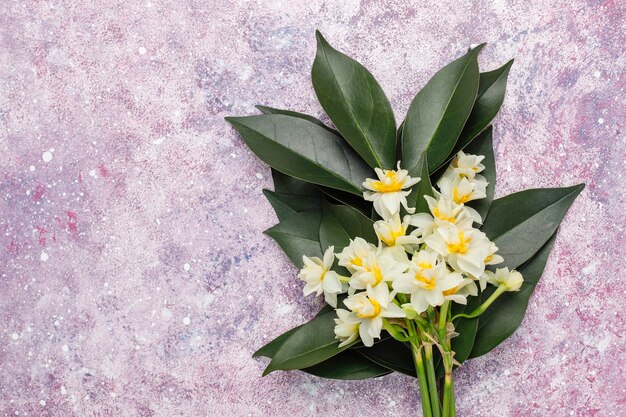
1,1 -> 624,416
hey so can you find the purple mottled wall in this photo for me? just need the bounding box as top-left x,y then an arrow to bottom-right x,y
0,1 -> 624,416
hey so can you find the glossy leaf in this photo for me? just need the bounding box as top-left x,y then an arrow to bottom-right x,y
226,114 -> 372,195
465,126 -> 495,220
264,209 -> 322,267
312,31 -> 397,169
271,168 -> 319,196
263,189 -> 322,221
319,202 -> 378,253
356,338 -> 416,377
481,184 -> 584,269
254,304 -> 335,359
451,292 -> 481,364
451,60 -> 513,156
303,349 -> 391,380
406,153 -> 434,214
256,105 -> 339,135
262,311 -> 348,374
317,186 -> 372,217
402,46 -> 482,173
469,232 -> 557,358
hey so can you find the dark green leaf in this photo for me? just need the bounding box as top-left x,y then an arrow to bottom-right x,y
402,46 -> 482,173
451,60 -> 513,156
317,186 -> 372,217
469,232 -> 557,358
271,169 -> 319,196
406,153 -> 434,214
451,293 -> 481,365
256,105 -> 339,135
226,114 -> 372,195
465,126 -> 495,220
263,189 -> 322,221
303,349 -> 391,380
263,311 -> 348,374
319,202 -> 378,253
357,338 -> 416,377
254,304 -> 334,359
265,209 -> 322,267
481,184 -> 584,269
312,31 -> 397,169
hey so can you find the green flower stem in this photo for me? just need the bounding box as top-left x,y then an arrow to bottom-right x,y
438,301 -> 450,340
449,376 -> 456,417
442,372 -> 453,417
423,343 -> 442,417
407,320 -> 433,417
450,285 -> 507,321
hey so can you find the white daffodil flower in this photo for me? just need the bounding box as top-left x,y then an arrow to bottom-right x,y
424,225 -> 492,277
374,213 -> 421,252
437,175 -> 488,205
334,308 -> 361,347
336,237 -> 377,273
298,246 -> 343,307
424,195 -> 476,229
484,241 -> 504,266
443,277 -> 478,305
442,151 -> 485,180
349,248 -> 407,300
342,285 -> 406,347
363,162 -> 420,219
393,256 -> 464,313
485,267 -> 524,292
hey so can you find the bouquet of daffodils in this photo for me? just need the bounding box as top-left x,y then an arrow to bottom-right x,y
227,31 -> 583,417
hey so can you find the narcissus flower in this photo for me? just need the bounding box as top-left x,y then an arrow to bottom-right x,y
374,213 -> 420,251
349,248 -> 407,301
485,267 -> 524,292
443,277 -> 478,304
342,285 -> 406,347
424,225 -> 492,277
298,246 -> 343,307
394,254 -> 464,313
334,308 -> 361,347
443,151 -> 485,180
437,175 -> 488,206
363,162 -> 420,219
336,237 -> 377,273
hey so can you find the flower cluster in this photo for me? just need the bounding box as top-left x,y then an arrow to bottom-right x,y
298,152 -> 524,347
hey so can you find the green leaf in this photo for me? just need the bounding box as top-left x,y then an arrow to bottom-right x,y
465,126 -> 495,220
316,186 -> 372,217
302,349 -> 391,380
481,184 -> 584,269
356,338 -> 416,377
263,311 -> 349,374
450,60 -> 513,156
226,114 -> 372,195
451,292 -> 481,365
265,209 -> 322,267
312,31 -> 397,169
402,45 -> 482,173
469,232 -> 558,358
263,189 -> 322,221
256,105 -> 339,135
319,202 -> 378,253
271,169 -> 319,196
254,304 -> 334,359
406,153 -> 434,214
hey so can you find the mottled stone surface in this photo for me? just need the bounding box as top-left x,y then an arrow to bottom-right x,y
0,1 -> 624,416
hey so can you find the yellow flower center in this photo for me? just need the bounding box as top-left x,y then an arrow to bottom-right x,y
417,261 -> 432,269
484,254 -> 493,263
447,231 -> 471,254
415,272 -> 436,290
357,298 -> 381,319
351,256 -> 363,267
442,286 -> 459,296
371,264 -> 384,285
380,225 -> 407,246
432,207 -> 456,223
453,187 -> 471,204
370,171 -> 404,192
